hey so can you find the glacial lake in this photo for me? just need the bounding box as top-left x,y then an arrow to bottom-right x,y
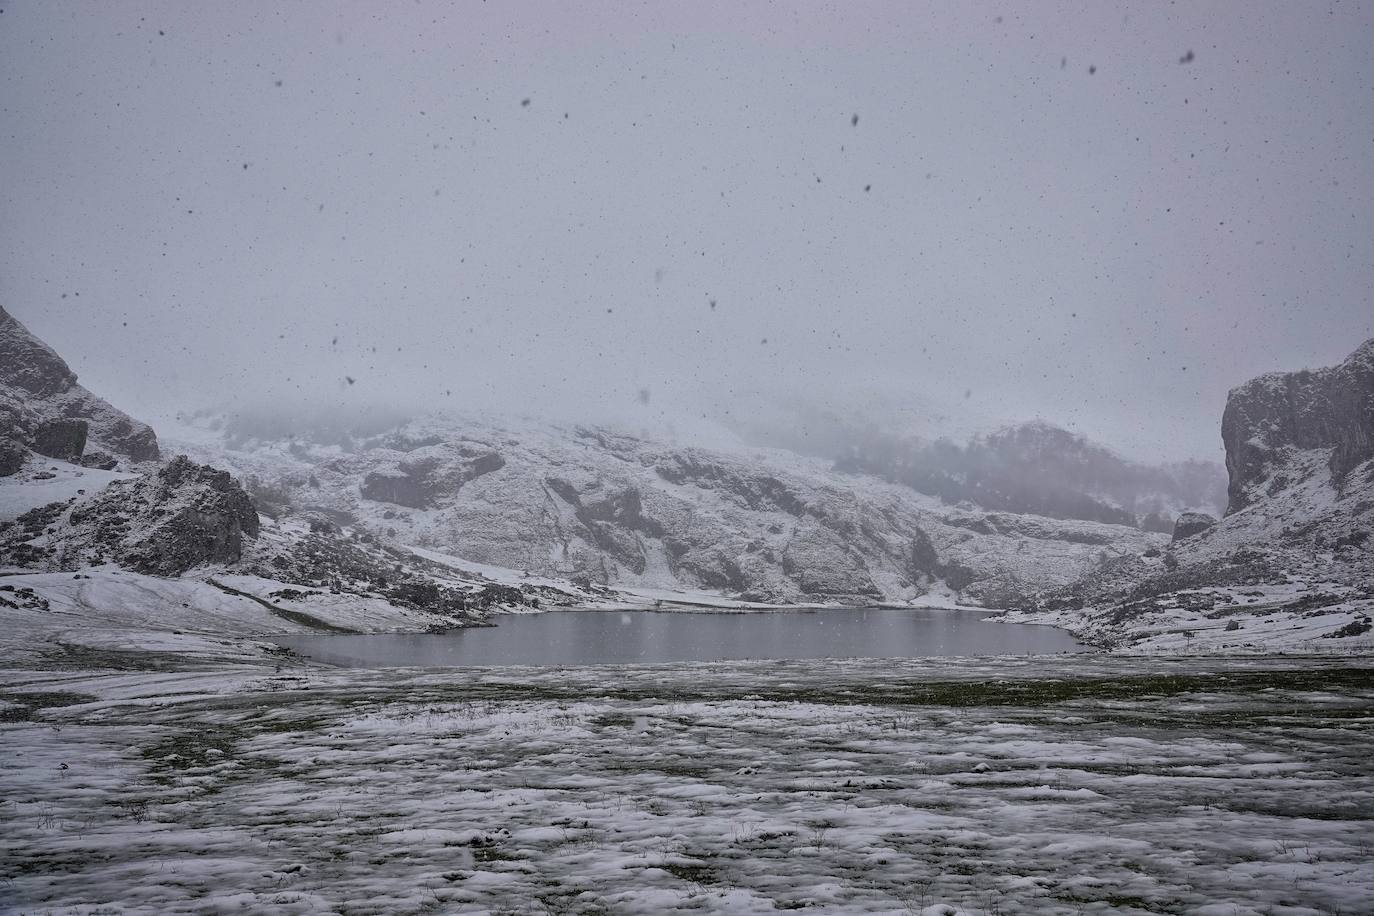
281,607 -> 1087,667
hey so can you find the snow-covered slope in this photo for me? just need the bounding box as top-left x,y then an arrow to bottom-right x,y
162,408 -> 1163,606
1,453 -> 615,654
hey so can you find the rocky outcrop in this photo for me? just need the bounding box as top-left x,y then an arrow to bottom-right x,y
1,456 -> 260,575
79,451 -> 118,471
0,439 -> 26,476
360,447 -> 505,509
1171,511 -> 1217,542
32,419 -> 88,461
0,305 -> 159,463
1222,338 -> 1374,513
362,466 -> 432,509
118,458 -> 260,575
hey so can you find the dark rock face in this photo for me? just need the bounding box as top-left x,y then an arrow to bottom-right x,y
655,453 -> 811,516
0,439 -> 27,476
1222,338 -> 1374,513
907,527 -> 976,591
362,467 -> 431,509
1171,511 -> 1217,542
32,418 -> 88,461
99,416 -> 159,462
0,307 -> 79,397
546,478 -> 663,575
112,457 -> 261,575
361,449 -> 505,509
0,305 -> 160,462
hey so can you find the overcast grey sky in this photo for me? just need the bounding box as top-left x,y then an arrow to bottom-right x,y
2,1 -> 1371,460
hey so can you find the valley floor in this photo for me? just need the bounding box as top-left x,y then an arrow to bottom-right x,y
3,651 -> 1373,915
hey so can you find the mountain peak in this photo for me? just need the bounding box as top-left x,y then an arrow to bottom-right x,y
0,305 -> 159,471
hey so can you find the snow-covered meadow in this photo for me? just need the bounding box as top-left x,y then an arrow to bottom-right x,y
4,653 -> 1372,915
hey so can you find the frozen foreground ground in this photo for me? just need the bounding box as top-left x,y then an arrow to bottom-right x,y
3,649 -> 1373,915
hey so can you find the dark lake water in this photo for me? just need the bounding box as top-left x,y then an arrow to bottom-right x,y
281,608 -> 1086,667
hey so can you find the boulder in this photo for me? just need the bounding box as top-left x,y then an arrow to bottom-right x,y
32,418 -> 87,461
0,439 -> 27,476
1171,511 -> 1217,542
79,451 -> 118,470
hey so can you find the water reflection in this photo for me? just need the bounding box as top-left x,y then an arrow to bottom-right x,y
282,608 -> 1086,667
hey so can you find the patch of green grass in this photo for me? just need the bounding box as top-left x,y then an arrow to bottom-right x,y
39,643 -> 195,671
140,731 -> 241,778
358,666 -> 1374,713
589,711 -> 634,728
472,844 -> 522,864
662,862 -> 718,884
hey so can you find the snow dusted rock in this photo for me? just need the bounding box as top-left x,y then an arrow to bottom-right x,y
91,456 -> 259,575
359,446 -> 504,509
0,305 -> 159,462
1222,337 -> 1374,513
0,439 -> 26,476
1,455 -> 259,575
2,452 -> 584,620
1171,511 -> 1217,542
78,450 -> 118,471
32,418 -> 87,461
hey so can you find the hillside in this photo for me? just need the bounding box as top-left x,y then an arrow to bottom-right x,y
163,406 -> 1164,607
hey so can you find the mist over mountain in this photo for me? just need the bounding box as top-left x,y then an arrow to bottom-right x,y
734,402 -> 1228,529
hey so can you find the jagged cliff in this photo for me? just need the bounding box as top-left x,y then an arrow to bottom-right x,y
1019,339 -> 1374,649
0,305 -> 159,473
1222,338 -> 1374,513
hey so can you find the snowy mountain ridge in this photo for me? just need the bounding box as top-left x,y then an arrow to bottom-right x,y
160,407 -> 1164,607
0,305 -> 159,473
3,309 -> 1370,653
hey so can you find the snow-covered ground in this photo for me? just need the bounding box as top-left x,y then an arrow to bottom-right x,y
0,459 -> 131,524
3,655 -> 1372,915
1004,581 -> 1374,655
